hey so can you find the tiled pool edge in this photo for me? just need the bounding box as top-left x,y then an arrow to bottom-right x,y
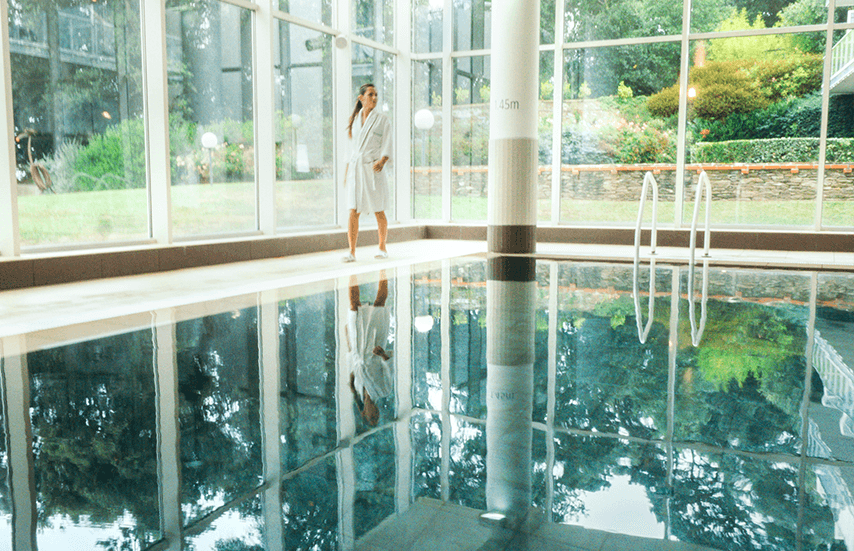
2,225 -> 853,291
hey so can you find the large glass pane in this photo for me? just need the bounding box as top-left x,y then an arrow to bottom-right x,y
353,0 -> 393,47
10,0 -> 147,247
825,29 -> 854,228
276,23 -> 335,229
564,0 -> 681,42
560,43 -> 679,224
278,0 -> 332,27
452,55 -> 490,221
692,0 -> 830,34
539,50 -> 555,221
27,330 -> 160,549
541,0 -> 556,45
412,59 -> 443,219
413,0 -> 443,53
351,45 -> 396,217
453,0 -> 490,51
167,1 -> 256,237
683,33 -> 824,226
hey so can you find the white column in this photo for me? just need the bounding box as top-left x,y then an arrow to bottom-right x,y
0,0 -> 20,256
259,293 -> 283,551
154,310 -> 182,550
487,0 -> 539,253
2,335 -> 36,550
395,2 -> 412,223
550,3 -> 565,224
441,0 -> 453,222
485,257 -> 535,519
142,0 -> 173,243
334,0 -> 353,228
256,0 -> 278,235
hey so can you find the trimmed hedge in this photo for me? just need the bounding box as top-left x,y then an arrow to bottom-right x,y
691,137 -> 854,163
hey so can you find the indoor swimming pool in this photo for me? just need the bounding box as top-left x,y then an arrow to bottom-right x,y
0,255 -> 852,551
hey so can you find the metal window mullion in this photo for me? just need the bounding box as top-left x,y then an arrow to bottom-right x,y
396,0 -> 412,222
0,0 -> 19,257
256,0 -> 277,235
673,0 -> 692,229
665,267 -> 679,540
334,0 -> 352,228
142,0 -> 173,244
816,0 -> 837,231
441,0 -> 453,222
551,0 -> 565,225
219,0 -> 260,11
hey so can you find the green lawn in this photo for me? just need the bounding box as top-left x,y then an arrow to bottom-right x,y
16,185 -> 854,246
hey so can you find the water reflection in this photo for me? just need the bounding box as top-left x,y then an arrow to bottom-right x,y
0,259 -> 851,550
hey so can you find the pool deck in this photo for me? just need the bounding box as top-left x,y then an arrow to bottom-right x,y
1,239 -> 852,338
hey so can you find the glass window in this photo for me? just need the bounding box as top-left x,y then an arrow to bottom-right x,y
278,0 -> 332,27
684,34 -> 823,227
9,0 -> 147,247
275,23 -> 335,229
565,0 -> 681,42
413,0 -> 443,53
453,0 -> 490,51
412,59 -> 443,219
353,0 -> 394,47
542,0 -> 556,45
692,0 -> 829,34
824,29 -> 854,228
351,44 -> 396,217
166,0 -> 256,238
560,43 -> 680,225
539,50 -> 555,221
452,55 -> 489,221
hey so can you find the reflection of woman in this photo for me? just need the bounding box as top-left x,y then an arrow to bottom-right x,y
342,83 -> 393,262
346,272 -> 393,426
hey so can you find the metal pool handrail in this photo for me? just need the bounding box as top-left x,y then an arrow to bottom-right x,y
634,171 -> 659,261
633,171 -> 659,344
688,170 -> 712,346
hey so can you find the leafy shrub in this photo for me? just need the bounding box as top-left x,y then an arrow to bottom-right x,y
599,118 -> 676,164
647,84 -> 679,118
72,118 -> 147,191
693,93 -> 821,142
691,137 -> 854,163
750,54 -> 822,103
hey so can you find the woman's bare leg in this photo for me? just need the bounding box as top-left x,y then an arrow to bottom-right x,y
375,211 -> 388,253
348,209 -> 360,255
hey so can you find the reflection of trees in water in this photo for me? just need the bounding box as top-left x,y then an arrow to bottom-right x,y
282,460 -> 339,551
354,430 -> 396,537
449,422 -> 487,510
412,413 -> 442,500
27,329 -> 159,548
177,309 -> 262,522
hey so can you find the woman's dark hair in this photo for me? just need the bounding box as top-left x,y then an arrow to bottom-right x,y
347,83 -> 375,138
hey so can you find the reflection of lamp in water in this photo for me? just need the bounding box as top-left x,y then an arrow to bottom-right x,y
201,131 -> 218,183
413,315 -> 434,333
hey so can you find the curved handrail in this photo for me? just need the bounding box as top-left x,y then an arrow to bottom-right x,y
633,171 -> 659,344
688,170 -> 712,346
634,171 -> 659,263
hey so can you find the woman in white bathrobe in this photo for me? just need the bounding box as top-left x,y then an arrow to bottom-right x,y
342,83 -> 394,262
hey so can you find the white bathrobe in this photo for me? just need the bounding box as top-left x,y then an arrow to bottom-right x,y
346,109 -> 393,214
348,305 -> 393,402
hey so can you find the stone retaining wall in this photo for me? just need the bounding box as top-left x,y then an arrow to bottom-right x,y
412,164 -> 854,201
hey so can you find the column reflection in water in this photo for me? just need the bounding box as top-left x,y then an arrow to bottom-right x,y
485,256 -> 536,521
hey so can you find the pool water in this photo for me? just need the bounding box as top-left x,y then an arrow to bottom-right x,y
0,257 -> 852,551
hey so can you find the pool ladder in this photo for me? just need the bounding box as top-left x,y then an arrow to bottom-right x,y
632,170 -> 711,346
